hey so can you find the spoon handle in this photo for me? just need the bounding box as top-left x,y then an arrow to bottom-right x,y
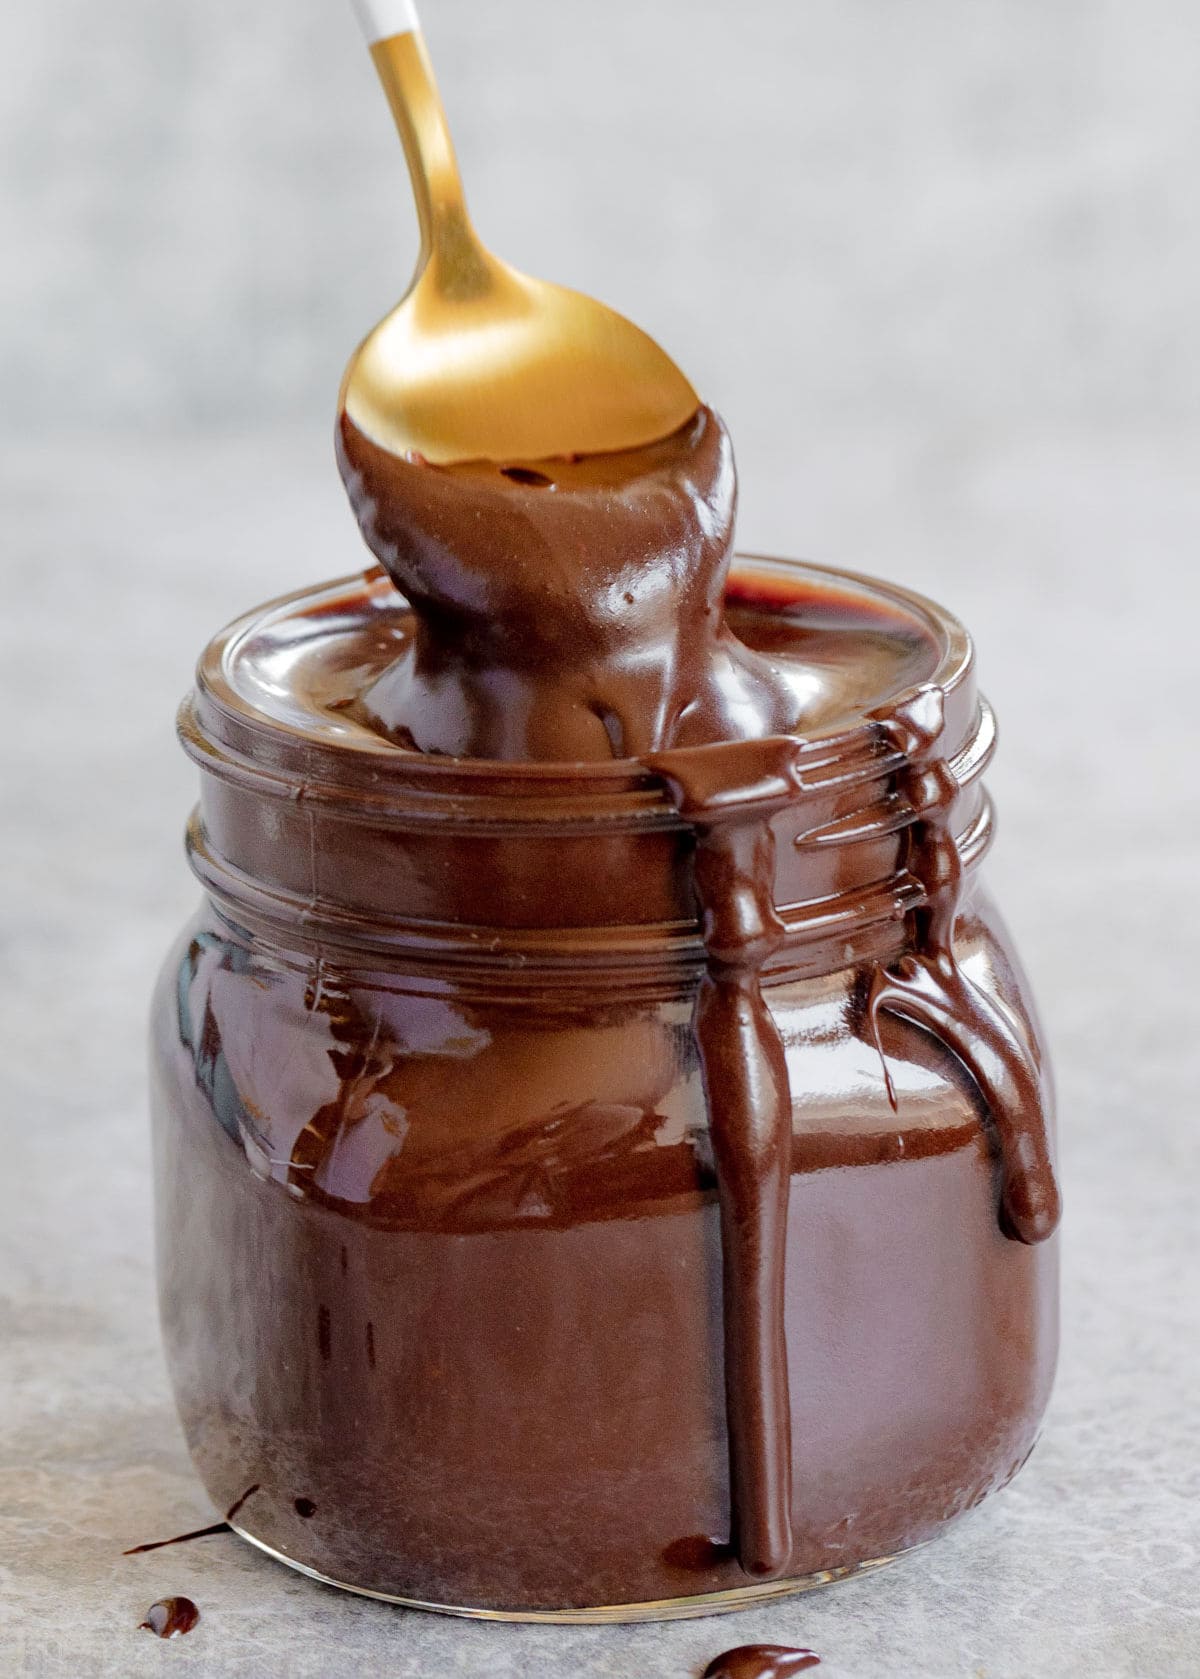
351,0 -> 421,42
351,0 -> 473,269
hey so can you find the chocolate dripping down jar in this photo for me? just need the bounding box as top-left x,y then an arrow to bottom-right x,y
149,555 -> 1060,1622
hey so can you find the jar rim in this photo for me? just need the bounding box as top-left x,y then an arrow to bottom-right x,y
180,556 -> 992,988
182,554 -> 974,830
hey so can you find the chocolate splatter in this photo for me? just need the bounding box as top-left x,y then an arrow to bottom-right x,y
703,1646 -> 820,1679
139,1597 -> 200,1638
124,1484 -> 260,1554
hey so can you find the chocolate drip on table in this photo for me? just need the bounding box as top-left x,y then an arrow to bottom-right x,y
123,1484 -> 260,1555
865,687 -> 1061,1246
123,1521 -> 227,1556
140,1597 -> 200,1639
703,1648 -> 820,1679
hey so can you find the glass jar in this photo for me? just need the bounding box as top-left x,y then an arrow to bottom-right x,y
149,556 -> 1059,1622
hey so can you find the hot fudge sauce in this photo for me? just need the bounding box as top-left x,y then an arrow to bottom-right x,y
153,496 -> 1059,1613
139,1597 -> 200,1639
123,1483 -> 261,1556
333,389 -> 1059,1587
333,405 -> 1057,1588
702,1648 -> 820,1679
336,405 -> 800,761
146,0 -> 1057,1621
123,1521 -> 228,1557
148,65 -> 1061,1596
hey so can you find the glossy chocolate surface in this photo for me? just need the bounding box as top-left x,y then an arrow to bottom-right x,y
154,554 -> 1059,1613
139,1597 -> 200,1639
336,403 -> 1054,1578
336,407 -> 803,760
211,560 -> 946,758
703,1648 -> 820,1679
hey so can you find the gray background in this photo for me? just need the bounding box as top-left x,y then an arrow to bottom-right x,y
1,2 -> 1198,1676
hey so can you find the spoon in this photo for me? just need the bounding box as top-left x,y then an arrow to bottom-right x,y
342,0 -> 700,465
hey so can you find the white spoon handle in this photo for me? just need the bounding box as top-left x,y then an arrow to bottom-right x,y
351,0 -> 421,45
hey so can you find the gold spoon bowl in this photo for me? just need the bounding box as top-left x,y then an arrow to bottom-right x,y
342,0 -> 700,466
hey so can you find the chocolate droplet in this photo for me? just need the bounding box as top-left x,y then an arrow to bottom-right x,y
139,1597 -> 201,1639
702,1647 -> 820,1679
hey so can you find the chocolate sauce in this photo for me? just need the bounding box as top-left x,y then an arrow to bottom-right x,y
224,1483 -> 262,1523
123,1483 -> 259,1554
158,554 -> 1061,1612
124,1523 -> 227,1556
865,688 -> 1061,1245
642,688 -> 1059,1577
331,395 -> 1061,1581
336,406 -> 799,761
703,1647 -> 820,1679
139,1597 -> 200,1638
661,1534 -> 733,1572
644,741 -> 807,1579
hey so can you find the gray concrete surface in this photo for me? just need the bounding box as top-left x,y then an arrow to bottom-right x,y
1,422 -> 1198,1677
2,0 -> 1199,1673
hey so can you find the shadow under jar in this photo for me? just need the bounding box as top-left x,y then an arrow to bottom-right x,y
149,556 -> 1060,1622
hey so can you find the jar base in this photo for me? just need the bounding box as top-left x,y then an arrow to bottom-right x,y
229,1523 -> 904,1623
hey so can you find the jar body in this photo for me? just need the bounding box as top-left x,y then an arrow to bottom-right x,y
150,875 -> 1057,1617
